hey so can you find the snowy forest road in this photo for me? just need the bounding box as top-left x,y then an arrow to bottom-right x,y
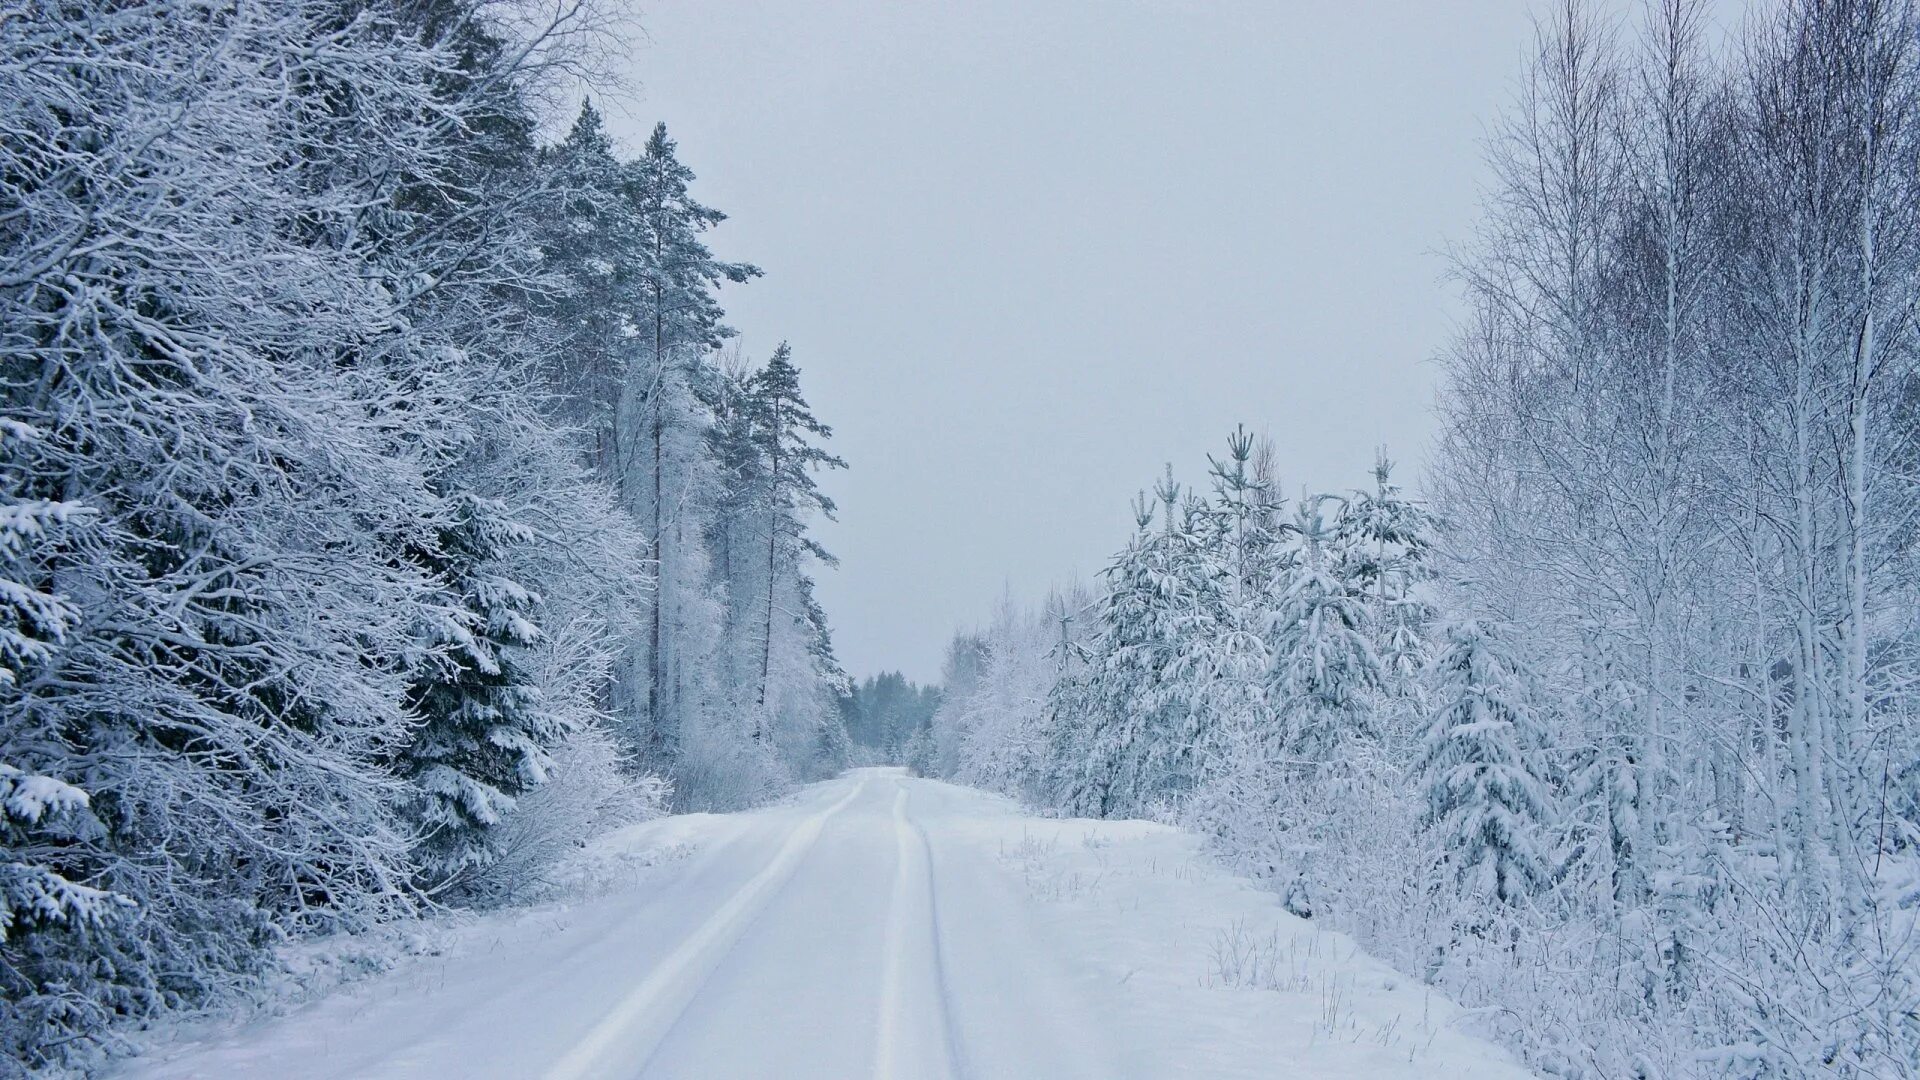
120,769 -> 1532,1079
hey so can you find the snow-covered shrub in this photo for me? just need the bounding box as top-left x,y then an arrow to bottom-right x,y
466,727 -> 671,907
669,721 -> 795,814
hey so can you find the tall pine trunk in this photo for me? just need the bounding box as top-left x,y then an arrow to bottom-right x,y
649,300 -> 667,757
758,396 -> 782,731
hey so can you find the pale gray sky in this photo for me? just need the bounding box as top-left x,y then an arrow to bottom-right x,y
603,2 -> 1580,683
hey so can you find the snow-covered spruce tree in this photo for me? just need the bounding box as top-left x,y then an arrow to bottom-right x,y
371,11 -> 694,895
1051,498 -> 1155,818
1071,473 -> 1225,818
402,491 -> 556,892
0,0 -> 852,1060
1560,627 -> 1645,914
0,423 -> 133,1056
0,761 -> 134,1064
0,422 -> 86,714
374,0 -> 637,901
452,419 -> 658,905
1417,618 -> 1555,910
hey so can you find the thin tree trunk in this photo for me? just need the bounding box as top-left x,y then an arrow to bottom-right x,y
760,516 -> 775,715
1788,305 -> 1829,893
758,399 -> 781,732
1840,29 -> 1885,879
649,300 -> 666,756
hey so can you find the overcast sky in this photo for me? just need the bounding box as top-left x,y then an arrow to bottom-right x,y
603,2 -> 1620,683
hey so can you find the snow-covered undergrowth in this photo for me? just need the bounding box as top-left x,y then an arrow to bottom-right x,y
938,791 -> 1534,1078
455,734 -> 674,909
110,812 -> 706,1079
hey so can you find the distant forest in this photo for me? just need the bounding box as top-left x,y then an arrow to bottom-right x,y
839,673 -> 941,756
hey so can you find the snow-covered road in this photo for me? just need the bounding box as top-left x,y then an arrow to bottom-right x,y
119,769 -> 1533,1079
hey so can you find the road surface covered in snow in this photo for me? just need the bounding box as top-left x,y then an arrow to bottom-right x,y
119,769 -> 1533,1079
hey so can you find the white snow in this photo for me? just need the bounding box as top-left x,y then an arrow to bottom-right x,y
115,769 -> 1533,1079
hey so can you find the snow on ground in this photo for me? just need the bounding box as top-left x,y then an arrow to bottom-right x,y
114,769 -> 1533,1079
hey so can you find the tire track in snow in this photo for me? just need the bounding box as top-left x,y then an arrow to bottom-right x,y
875,780 -> 963,1080
919,797 -> 971,1080
284,814 -> 770,1080
909,779 -> 1131,1079
541,775 -> 870,1080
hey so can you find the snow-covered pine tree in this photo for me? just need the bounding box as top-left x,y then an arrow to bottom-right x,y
1266,495 -> 1384,765
1203,426 -> 1288,614
1333,452 -> 1437,680
1075,470 -> 1224,817
536,101 -> 654,471
628,124 -> 760,757
1418,618 -> 1555,907
1179,429 -> 1286,864
535,109 -> 771,798
1326,452 -> 1438,769
706,350 -> 764,636
797,575 -> 855,777
741,344 -> 847,738
531,115 -> 851,811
